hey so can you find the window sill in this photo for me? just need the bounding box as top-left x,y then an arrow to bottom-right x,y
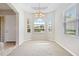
64,34 -> 79,39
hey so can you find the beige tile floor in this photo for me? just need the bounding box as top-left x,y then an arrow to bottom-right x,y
8,40 -> 72,56
0,42 -> 16,56
0,46 -> 16,56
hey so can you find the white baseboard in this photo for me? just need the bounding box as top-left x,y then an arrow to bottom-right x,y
55,40 -> 77,56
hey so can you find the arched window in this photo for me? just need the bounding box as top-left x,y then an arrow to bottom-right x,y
34,18 -> 45,32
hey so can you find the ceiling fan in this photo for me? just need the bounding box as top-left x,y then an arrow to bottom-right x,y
32,3 -> 48,18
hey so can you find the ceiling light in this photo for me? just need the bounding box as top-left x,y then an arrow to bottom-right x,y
33,4 -> 46,18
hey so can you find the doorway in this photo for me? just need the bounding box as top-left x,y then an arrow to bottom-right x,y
0,16 -> 5,42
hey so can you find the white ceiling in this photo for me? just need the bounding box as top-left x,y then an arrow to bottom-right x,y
0,3 -> 71,13
21,3 -> 71,13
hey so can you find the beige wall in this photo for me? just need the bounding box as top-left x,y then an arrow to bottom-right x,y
1,16 -> 5,42
0,9 -> 16,15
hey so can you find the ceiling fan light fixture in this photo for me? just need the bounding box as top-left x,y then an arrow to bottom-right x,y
33,4 -> 46,18
34,11 -> 45,17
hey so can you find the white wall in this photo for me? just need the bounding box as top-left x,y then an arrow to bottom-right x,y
47,12 -> 55,41
5,15 -> 16,42
8,3 -> 25,45
24,12 -> 32,41
19,11 -> 25,45
55,4 -> 79,56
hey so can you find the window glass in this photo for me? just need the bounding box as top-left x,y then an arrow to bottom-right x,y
34,18 -> 45,32
64,6 -> 77,35
65,7 -> 76,22
27,19 -> 31,32
47,19 -> 52,32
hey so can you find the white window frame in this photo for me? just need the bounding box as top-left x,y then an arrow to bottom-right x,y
64,4 -> 78,36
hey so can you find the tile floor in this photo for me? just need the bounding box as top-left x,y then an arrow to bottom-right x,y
8,40 -> 72,56
0,42 -> 16,56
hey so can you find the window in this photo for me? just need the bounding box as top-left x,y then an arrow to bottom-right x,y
64,6 -> 77,35
34,18 -> 45,32
27,19 -> 31,32
47,19 -> 52,32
